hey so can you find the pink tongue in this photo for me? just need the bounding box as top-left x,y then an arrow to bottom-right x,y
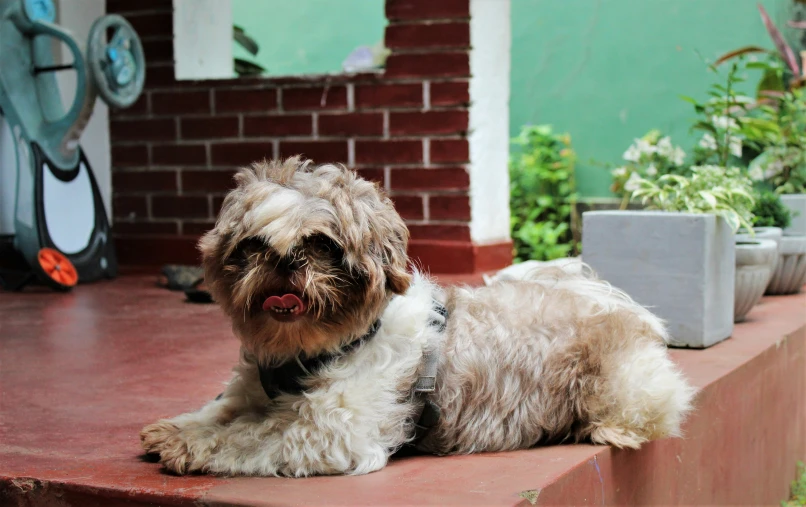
262,294 -> 305,312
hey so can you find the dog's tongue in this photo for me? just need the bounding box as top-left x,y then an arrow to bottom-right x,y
262,294 -> 306,313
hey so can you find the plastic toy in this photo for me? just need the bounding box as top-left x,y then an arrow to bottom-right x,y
0,0 -> 145,291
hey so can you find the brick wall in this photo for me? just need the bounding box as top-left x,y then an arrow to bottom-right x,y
107,0 -> 511,274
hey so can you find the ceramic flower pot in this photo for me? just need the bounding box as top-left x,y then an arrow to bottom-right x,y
582,211 -> 734,348
733,239 -> 777,323
735,227 -> 782,285
781,194 -> 806,236
766,234 -> 806,295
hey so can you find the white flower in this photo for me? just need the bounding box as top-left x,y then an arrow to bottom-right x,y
623,144 -> 641,162
699,133 -> 718,151
729,136 -> 742,158
624,172 -> 643,192
635,138 -> 657,156
656,136 -> 673,158
711,116 -> 738,131
671,147 -> 686,166
646,164 -> 658,176
611,166 -> 628,178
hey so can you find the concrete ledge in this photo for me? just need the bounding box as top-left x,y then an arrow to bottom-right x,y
0,277 -> 804,506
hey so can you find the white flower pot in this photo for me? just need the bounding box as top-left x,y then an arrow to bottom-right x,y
781,194 -> 806,235
733,239 -> 777,322
765,234 -> 806,295
582,211 -> 735,348
735,227 -> 782,286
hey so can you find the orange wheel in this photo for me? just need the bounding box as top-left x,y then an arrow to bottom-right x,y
37,248 -> 78,289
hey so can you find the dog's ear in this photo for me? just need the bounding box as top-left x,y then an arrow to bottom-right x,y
381,220 -> 412,295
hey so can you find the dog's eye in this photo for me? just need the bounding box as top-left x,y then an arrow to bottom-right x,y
225,237 -> 267,268
305,234 -> 343,258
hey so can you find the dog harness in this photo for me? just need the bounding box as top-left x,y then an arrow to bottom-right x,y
256,299 -> 447,443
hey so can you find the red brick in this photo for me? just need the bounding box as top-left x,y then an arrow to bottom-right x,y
390,194 -> 424,220
279,141 -> 348,163
212,196 -> 226,215
354,83 -> 422,109
113,195 -> 147,218
124,94 -> 149,115
319,113 -> 383,137
115,236 -> 200,266
431,81 -> 470,106
181,170 -> 237,193
151,195 -> 209,219
408,224 -> 470,241
107,0 -> 172,14
183,221 -> 216,235
110,118 -> 175,141
144,65 -> 177,87
407,240 -> 474,274
114,221 -> 178,236
112,170 -> 177,193
181,117 -> 239,139
386,0 -> 469,20
355,168 -> 385,186
216,88 -> 277,113
390,111 -> 468,135
211,142 -> 274,166
475,241 -> 514,273
429,195 -> 470,220
142,38 -> 173,64
151,91 -> 210,115
126,12 -> 172,38
390,167 -> 469,191
355,140 -> 422,164
430,139 -> 468,163
282,86 -> 348,111
152,144 -> 207,166
111,145 -> 148,167
385,52 -> 469,78
385,22 -> 469,49
243,115 -> 312,137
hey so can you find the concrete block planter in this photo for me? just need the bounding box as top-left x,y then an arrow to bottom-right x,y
766,234 -> 806,295
736,227 -> 782,286
781,194 -> 806,235
733,239 -> 777,322
582,211 -> 735,348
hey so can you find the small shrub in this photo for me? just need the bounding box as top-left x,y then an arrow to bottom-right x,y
509,125 -> 578,262
630,165 -> 756,232
752,188 -> 792,228
782,461 -> 806,507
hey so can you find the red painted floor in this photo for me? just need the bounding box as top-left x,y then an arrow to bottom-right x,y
0,276 -> 804,506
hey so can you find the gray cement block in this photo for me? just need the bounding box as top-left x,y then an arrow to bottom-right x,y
781,194 -> 806,236
582,211 -> 735,348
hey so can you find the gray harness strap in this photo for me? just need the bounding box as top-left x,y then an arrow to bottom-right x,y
410,299 -> 447,443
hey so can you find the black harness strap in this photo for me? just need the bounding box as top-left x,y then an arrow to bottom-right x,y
258,320 -> 381,399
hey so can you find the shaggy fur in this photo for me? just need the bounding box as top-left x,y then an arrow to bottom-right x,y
141,157 -> 696,477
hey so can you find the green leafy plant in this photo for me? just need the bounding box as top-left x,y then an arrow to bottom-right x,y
610,129 -> 687,208
630,165 -> 756,232
234,25 -> 266,77
752,187 -> 793,228
510,125 -> 578,262
782,461 -> 806,507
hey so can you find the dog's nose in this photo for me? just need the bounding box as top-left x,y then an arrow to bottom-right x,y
277,256 -> 303,272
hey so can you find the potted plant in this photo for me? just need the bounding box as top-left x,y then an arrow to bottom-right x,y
733,238 -> 778,322
583,166 -> 754,348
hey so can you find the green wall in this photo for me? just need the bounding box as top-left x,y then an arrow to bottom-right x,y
231,0 -> 385,76
510,0 -> 793,197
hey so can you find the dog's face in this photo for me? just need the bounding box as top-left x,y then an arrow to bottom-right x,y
199,157 -> 411,362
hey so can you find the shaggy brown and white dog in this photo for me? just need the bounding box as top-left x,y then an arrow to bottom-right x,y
141,157 -> 695,477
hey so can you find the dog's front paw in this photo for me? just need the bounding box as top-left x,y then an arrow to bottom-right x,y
140,421 -> 215,475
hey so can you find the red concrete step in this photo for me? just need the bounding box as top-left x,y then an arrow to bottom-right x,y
0,277 -> 804,506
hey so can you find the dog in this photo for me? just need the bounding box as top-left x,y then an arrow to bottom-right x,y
141,157 -> 695,477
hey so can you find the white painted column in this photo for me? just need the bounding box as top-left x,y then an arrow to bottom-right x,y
468,0 -> 511,244
173,0 -> 233,80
